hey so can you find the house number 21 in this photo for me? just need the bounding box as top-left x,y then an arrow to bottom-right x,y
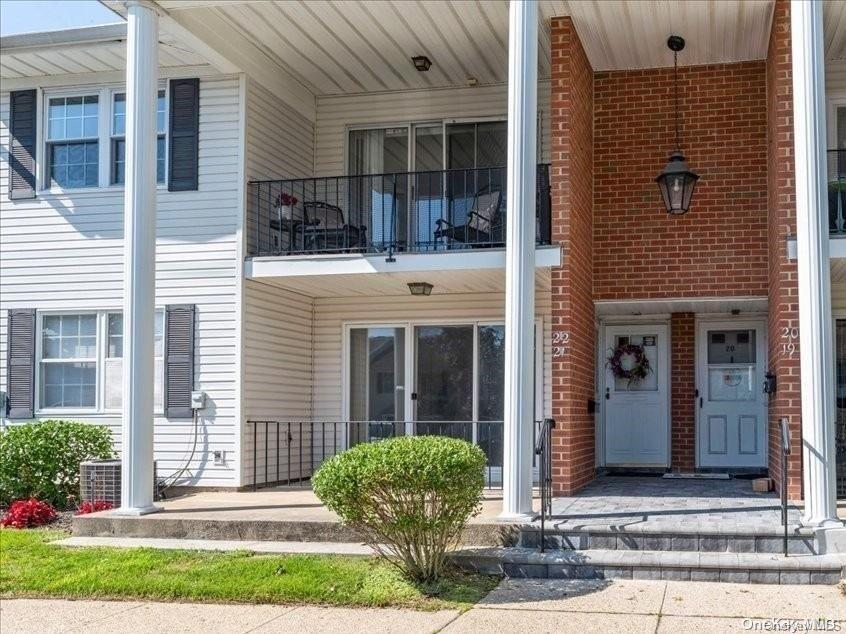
552,331 -> 570,358
781,327 -> 798,358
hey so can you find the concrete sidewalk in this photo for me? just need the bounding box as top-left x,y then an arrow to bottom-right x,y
2,579 -> 844,633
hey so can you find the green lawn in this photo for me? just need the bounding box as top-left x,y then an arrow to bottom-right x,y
0,529 -> 498,610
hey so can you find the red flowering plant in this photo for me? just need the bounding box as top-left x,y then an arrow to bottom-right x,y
0,498 -> 57,528
276,193 -> 298,207
75,500 -> 114,515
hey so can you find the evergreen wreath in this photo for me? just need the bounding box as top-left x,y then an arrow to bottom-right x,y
607,343 -> 651,386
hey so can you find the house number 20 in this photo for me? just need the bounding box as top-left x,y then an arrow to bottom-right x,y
552,331 -> 570,357
781,327 -> 798,358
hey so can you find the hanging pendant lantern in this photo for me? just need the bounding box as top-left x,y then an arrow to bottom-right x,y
655,35 -> 699,215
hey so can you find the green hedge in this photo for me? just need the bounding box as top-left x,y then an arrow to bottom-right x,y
312,435 -> 486,582
0,420 -> 115,508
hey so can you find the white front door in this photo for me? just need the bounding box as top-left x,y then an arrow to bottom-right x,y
697,321 -> 767,468
603,324 -> 670,467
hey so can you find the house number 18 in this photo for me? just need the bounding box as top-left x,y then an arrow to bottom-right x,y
552,331 -> 570,358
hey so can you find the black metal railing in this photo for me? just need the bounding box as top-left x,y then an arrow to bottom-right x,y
245,420 -> 546,491
829,149 -> 846,234
247,164 -> 552,257
535,418 -> 555,552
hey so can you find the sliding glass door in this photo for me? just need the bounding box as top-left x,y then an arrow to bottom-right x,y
347,321 -> 536,481
836,320 -> 846,499
413,325 -> 474,441
348,327 -> 405,444
348,128 -> 409,251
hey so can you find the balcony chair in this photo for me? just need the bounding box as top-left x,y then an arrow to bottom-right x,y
433,188 -> 503,247
301,201 -> 368,252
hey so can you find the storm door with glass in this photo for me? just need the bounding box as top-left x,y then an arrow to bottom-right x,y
697,322 -> 767,468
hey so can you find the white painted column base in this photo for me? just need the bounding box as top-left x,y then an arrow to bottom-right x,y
112,505 -> 161,517
499,0 -> 538,522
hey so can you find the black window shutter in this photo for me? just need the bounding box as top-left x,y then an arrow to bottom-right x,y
164,304 -> 195,418
6,309 -> 35,419
9,90 -> 37,200
168,78 -> 200,192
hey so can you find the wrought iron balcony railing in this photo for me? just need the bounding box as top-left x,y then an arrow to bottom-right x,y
829,149 -> 846,235
247,164 -> 552,257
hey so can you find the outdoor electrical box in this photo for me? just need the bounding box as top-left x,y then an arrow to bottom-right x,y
191,391 -> 206,410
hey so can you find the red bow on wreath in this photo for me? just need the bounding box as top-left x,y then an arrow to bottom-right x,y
607,343 -> 651,387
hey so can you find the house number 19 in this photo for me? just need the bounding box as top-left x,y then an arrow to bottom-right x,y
552,331 -> 570,358
781,327 -> 798,358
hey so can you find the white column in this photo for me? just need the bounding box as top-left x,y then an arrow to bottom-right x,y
500,0 -> 537,521
118,0 -> 159,515
791,0 -> 839,528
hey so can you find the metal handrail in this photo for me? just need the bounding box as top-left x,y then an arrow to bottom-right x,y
534,417 -> 555,552
779,417 -> 791,557
246,164 -> 552,257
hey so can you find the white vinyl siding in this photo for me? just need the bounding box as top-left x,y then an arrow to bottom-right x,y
241,280 -> 314,485
314,81 -> 552,177
241,78 -> 317,485
0,75 -> 242,487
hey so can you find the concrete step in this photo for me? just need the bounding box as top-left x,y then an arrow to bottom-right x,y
72,513 -> 518,547
518,525 -> 819,555
452,547 -> 846,585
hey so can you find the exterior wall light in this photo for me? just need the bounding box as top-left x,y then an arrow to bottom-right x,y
407,282 -> 433,296
412,55 -> 432,72
655,35 -> 699,215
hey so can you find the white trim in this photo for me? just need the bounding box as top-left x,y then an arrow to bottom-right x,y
826,90 -> 846,147
233,73 -> 248,487
341,318 -> 544,430
33,308 -> 166,417
0,24 -> 127,51
246,245 -> 561,279
37,81 -> 170,194
1,66 -> 219,92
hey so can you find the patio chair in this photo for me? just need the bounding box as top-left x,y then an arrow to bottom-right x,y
301,201 -> 368,252
433,188 -> 503,247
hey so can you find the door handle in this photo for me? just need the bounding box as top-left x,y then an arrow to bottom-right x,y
699,397 -> 703,409
605,387 -> 610,400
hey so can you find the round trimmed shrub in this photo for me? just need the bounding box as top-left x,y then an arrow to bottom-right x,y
312,435 -> 486,582
0,420 -> 114,508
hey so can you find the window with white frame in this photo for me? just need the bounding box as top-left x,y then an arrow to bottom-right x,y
46,95 -> 100,189
111,89 -> 167,185
40,314 -> 98,408
38,310 -> 164,413
104,311 -> 164,411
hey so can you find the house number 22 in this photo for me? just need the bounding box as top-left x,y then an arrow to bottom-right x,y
781,327 -> 798,358
552,331 -> 570,358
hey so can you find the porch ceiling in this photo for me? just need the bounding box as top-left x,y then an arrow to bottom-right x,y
146,0 -> 784,99
0,24 -> 208,79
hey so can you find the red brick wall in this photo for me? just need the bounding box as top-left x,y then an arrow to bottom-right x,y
766,0 -> 803,498
671,313 -> 696,471
550,16 -> 595,495
593,62 -> 769,300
